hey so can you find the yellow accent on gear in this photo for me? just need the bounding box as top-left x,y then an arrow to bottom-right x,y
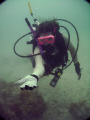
28,2 -> 33,15
57,72 -> 61,76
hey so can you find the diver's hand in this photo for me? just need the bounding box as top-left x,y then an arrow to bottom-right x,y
74,62 -> 82,80
15,75 -> 38,90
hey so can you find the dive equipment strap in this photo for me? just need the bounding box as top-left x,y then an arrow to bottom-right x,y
31,74 -> 39,81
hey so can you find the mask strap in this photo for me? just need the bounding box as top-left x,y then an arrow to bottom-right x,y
54,27 -> 55,33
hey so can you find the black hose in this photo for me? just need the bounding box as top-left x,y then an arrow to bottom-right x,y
13,32 -> 41,57
13,26 -> 70,58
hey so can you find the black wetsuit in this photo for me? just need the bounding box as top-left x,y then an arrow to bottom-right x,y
33,31 -> 68,75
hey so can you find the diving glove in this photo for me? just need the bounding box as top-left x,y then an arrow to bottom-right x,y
74,62 -> 81,80
15,75 -> 38,90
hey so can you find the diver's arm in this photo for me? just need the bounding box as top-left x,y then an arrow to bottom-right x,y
15,46 -> 45,90
62,34 -> 78,64
32,46 -> 45,78
62,34 -> 81,80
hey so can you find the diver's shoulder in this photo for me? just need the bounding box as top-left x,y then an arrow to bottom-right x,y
61,34 -> 68,41
61,33 -> 69,46
34,46 -> 40,53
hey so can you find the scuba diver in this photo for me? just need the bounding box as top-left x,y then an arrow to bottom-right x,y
15,19 -> 81,90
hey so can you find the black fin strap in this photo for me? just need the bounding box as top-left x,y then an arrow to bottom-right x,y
31,75 -> 39,81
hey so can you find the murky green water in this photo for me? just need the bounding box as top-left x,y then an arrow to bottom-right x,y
0,0 -> 90,120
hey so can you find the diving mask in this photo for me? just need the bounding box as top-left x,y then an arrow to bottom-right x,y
38,35 -> 55,45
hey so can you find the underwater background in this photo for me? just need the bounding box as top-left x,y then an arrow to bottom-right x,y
0,0 -> 90,120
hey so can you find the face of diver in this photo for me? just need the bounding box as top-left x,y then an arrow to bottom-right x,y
39,32 -> 55,46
